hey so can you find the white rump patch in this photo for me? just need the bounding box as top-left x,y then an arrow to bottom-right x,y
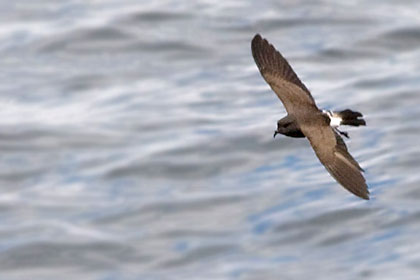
322,110 -> 342,127
330,115 -> 342,127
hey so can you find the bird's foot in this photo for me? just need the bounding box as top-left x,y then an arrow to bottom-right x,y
336,128 -> 349,139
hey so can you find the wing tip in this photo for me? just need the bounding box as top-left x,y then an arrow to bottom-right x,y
251,33 -> 267,69
252,33 -> 262,42
251,34 -> 273,58
358,189 -> 370,200
344,181 -> 370,200
340,181 -> 370,200
326,160 -> 370,200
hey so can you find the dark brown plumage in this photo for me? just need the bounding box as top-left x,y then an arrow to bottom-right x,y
251,34 -> 369,200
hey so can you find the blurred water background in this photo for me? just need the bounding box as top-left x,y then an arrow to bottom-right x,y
1,1 -> 420,279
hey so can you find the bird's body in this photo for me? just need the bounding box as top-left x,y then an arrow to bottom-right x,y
251,34 -> 369,200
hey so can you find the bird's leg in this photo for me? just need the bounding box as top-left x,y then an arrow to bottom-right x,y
335,128 -> 349,139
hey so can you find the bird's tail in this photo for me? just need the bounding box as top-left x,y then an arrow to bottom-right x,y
336,109 -> 366,126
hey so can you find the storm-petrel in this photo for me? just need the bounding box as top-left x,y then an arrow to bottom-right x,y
251,34 -> 369,199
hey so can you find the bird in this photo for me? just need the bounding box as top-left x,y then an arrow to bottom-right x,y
251,34 -> 369,200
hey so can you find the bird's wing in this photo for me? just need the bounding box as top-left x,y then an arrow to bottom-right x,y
251,34 -> 318,114
301,124 -> 369,199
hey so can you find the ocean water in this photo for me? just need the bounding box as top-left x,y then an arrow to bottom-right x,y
1,1 -> 420,279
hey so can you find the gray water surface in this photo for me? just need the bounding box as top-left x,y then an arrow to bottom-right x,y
1,1 -> 420,279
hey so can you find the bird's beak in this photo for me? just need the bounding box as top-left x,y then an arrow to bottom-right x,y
273,131 -> 278,138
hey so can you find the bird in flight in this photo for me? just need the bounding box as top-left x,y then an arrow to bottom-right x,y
251,34 -> 369,200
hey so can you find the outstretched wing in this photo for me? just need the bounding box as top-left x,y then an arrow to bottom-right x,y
301,124 -> 369,200
251,34 -> 318,115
